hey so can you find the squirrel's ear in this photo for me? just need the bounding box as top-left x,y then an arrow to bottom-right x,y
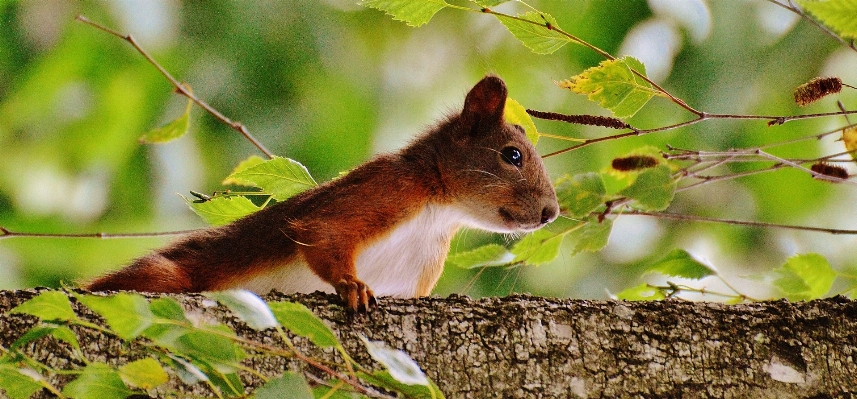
462,75 -> 507,128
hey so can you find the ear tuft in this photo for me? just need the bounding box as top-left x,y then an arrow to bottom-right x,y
462,75 -> 508,126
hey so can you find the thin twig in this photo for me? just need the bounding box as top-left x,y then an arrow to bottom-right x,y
623,210 -> 857,235
75,15 -> 274,158
765,0 -> 857,54
0,226 -> 197,240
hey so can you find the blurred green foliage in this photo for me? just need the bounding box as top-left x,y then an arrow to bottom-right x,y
1,1 -> 856,300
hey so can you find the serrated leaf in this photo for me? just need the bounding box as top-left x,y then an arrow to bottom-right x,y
226,156 -> 317,201
555,172 -> 606,217
11,324 -> 80,352
184,195 -> 260,226
619,165 -> 676,211
361,0 -> 449,27
205,290 -> 278,331
62,363 -> 136,399
446,244 -> 514,269
139,98 -> 192,143
268,301 -> 339,348
252,372 -> 313,399
148,297 -> 188,322
222,155 -> 266,186
572,217 -> 612,254
798,0 -> 857,39
0,364 -> 43,399
647,249 -> 715,280
511,227 -> 565,265
841,126 -> 857,162
615,283 -> 667,301
359,370 -> 445,399
361,336 -> 428,386
559,56 -> 658,118
77,293 -> 153,341
772,253 -> 836,300
119,358 -> 168,390
11,291 -> 76,321
174,330 -> 244,374
496,11 -> 570,54
504,98 -> 539,144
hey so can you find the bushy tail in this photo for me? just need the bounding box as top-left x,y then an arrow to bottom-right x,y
86,253 -> 191,293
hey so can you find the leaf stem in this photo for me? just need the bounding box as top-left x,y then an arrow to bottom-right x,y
0,226 -> 198,240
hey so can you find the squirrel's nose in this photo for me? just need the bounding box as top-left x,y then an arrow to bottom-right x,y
540,202 -> 559,224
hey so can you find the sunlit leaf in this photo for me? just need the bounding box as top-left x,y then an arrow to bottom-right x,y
184,195 -> 260,226
11,291 -> 76,321
558,56 -> 659,118
615,283 -> 667,301
572,217 -> 612,254
446,244 -> 513,269
771,253 -> 836,300
360,0 -> 449,27
646,249 -> 715,280
118,358 -> 168,390
474,0 -> 509,6
555,172 -> 606,217
619,165 -> 676,211
225,156 -> 317,201
361,336 -> 428,386
164,354 -> 208,385
222,155 -> 266,186
77,293 -> 153,341
138,97 -> 192,143
511,227 -> 565,265
62,363 -> 136,399
174,330 -> 245,374
496,11 -> 570,54
798,0 -> 857,39
205,290 -> 278,331
0,363 -> 43,399
268,301 -> 339,348
252,372 -> 313,399
504,98 -> 539,144
11,324 -> 80,352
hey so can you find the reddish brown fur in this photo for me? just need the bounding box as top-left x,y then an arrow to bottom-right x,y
87,76 -> 559,311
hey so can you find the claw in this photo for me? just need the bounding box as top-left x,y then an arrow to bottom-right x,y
334,276 -> 376,314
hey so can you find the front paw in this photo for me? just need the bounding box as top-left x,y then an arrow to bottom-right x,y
334,276 -> 377,313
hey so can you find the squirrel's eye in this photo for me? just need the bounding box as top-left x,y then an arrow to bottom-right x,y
500,146 -> 523,167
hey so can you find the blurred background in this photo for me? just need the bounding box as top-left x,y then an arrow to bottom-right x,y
1,0 -> 856,299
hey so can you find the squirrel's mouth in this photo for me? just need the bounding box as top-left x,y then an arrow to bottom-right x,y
498,207 -> 546,232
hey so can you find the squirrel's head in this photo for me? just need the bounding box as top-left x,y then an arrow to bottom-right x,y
435,75 -> 559,233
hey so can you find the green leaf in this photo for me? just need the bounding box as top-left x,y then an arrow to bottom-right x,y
148,297 -> 189,322
0,364 -> 43,399
496,11 -> 570,54
138,97 -> 192,143
174,330 -> 244,374
511,222 -> 569,265
558,56 -> 658,118
798,0 -> 857,39
268,301 -> 339,348
446,244 -> 513,269
164,354 -> 208,385
221,155 -> 266,186
252,372 -> 313,399
205,290 -> 278,331
504,97 -> 539,144
11,291 -> 76,321
77,293 -> 153,341
184,195 -> 260,226
359,370 -> 445,399
555,173 -> 606,218
615,283 -> 667,301
572,218 -> 612,254
772,253 -> 836,300
647,249 -> 715,280
62,363 -> 136,399
361,336 -> 428,386
225,156 -> 317,201
360,0 -> 449,27
619,165 -> 676,211
474,0 -> 509,6
11,324 -> 80,352
118,358 -> 168,390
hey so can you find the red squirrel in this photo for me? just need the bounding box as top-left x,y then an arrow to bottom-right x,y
87,76 -> 560,311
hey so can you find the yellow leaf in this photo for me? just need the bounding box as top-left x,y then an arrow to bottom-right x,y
841,126 -> 857,162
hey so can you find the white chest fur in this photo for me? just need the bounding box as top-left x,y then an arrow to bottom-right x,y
237,204 -> 468,298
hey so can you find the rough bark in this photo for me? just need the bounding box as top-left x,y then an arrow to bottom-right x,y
1,289 -> 856,398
